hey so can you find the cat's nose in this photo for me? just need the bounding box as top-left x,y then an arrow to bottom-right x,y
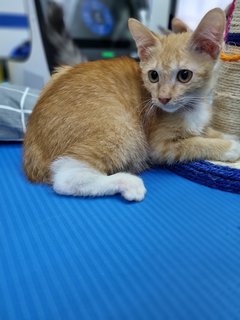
159,97 -> 171,105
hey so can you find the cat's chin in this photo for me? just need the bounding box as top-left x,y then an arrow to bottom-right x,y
157,104 -> 182,113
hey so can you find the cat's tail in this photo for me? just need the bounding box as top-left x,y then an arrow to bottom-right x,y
45,1 -> 87,66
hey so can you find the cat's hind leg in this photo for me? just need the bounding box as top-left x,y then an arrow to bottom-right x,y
50,156 -> 146,201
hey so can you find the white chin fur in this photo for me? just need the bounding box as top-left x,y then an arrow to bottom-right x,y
157,103 -> 183,113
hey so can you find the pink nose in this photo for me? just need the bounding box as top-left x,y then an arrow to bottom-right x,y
159,98 -> 171,105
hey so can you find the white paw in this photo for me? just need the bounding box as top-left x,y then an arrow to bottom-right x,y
115,173 -> 147,202
222,133 -> 240,141
222,141 -> 240,162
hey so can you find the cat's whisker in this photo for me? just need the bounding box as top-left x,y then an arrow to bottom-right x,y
140,99 -> 158,121
173,96 -> 208,110
140,99 -> 152,111
140,98 -> 152,106
177,96 -> 207,104
144,105 -> 156,118
140,100 -> 151,114
147,103 -> 157,117
188,98 -> 207,102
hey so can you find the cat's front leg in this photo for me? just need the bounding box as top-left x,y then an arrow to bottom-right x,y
203,127 -> 240,141
150,136 -> 240,164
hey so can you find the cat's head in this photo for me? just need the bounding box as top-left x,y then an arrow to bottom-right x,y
129,8 -> 225,113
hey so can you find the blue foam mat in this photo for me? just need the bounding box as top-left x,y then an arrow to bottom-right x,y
0,143 -> 240,320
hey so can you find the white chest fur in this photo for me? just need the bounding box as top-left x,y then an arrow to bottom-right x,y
183,103 -> 211,135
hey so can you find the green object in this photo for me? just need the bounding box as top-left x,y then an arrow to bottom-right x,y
101,51 -> 115,58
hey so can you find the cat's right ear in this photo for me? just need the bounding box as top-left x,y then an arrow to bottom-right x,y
128,18 -> 159,60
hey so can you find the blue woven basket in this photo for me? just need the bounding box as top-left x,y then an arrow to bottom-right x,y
168,161 -> 240,194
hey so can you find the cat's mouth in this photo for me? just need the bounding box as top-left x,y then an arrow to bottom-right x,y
159,103 -> 181,113
152,99 -> 182,113
152,97 -> 198,113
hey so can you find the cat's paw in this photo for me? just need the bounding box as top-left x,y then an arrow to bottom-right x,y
222,133 -> 240,141
115,173 -> 147,201
222,141 -> 240,162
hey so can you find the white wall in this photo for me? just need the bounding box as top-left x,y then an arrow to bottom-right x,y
148,0 -> 172,31
175,0 -> 231,30
0,0 -> 30,59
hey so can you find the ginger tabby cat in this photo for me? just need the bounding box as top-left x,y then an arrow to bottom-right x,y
23,8 -> 240,201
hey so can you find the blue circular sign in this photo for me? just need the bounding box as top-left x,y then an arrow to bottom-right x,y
81,0 -> 113,36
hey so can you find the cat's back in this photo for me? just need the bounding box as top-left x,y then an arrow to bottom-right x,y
39,56 -> 140,102
26,56 -> 144,144
30,56 -> 143,123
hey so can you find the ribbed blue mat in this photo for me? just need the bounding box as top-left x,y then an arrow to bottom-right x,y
1,143 -> 240,320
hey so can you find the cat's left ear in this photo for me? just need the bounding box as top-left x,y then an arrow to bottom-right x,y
171,18 -> 192,33
189,8 -> 226,59
128,19 -> 159,60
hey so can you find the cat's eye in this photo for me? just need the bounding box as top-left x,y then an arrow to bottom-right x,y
148,70 -> 159,83
177,69 -> 193,83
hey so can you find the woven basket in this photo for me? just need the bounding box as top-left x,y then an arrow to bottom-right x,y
212,0 -> 240,137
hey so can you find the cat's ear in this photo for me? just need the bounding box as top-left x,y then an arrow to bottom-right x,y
171,18 -> 191,33
189,8 -> 226,59
128,18 -> 159,60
